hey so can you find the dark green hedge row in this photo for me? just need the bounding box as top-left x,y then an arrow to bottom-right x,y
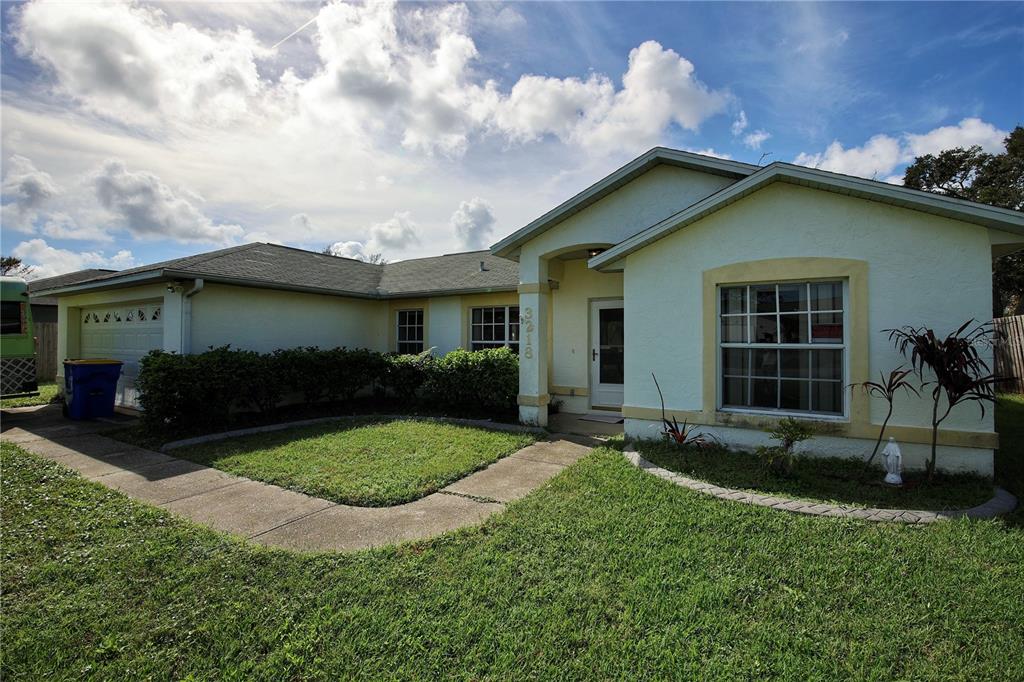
136,345 -> 519,430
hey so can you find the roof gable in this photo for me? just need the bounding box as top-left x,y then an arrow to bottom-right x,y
589,162 -> 1024,271
490,147 -> 757,259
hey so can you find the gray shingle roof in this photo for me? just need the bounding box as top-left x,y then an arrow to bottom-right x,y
28,268 -> 117,306
34,243 -> 519,299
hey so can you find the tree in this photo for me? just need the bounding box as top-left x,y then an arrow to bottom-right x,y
902,126 -> 1024,316
0,256 -> 34,278
320,246 -> 388,264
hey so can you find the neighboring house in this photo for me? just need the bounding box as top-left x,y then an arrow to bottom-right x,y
28,269 -> 116,323
36,148 -> 1024,476
26,269 -> 115,380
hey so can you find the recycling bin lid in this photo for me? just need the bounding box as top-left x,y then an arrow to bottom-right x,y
64,359 -> 124,365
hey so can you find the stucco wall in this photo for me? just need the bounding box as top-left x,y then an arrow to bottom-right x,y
622,181 -> 995,470
190,284 -> 388,353
518,165 -> 735,280
549,259 -> 623,413
426,296 -> 463,354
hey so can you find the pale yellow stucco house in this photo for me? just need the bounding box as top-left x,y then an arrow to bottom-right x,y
38,148 -> 1024,475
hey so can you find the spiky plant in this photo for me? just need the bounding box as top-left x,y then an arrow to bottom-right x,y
886,320 -> 997,482
850,367 -> 920,469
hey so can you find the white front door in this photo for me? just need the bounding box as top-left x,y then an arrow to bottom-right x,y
589,299 -> 624,409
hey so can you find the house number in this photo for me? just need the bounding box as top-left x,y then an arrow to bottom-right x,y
523,307 -> 534,359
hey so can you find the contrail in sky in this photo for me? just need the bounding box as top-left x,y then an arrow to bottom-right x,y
271,13 -> 319,50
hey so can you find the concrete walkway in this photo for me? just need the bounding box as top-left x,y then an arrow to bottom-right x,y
1,405 -> 590,552
624,446 -> 1017,523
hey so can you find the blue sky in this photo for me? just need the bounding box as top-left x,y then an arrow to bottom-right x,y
1,1 -> 1021,277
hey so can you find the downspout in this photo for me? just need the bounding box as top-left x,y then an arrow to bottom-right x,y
181,278 -> 204,354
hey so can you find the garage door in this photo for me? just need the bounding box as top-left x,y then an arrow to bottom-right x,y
79,301 -> 163,407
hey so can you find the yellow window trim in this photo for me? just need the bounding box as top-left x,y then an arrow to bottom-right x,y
462,292 -> 520,349
702,257 -> 869,421
388,299 -> 429,353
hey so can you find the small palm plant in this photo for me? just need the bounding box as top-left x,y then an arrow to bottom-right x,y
651,373 -> 720,449
850,367 -> 920,469
886,320 -> 998,482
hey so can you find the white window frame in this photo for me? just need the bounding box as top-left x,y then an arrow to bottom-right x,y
469,305 -> 520,352
395,308 -> 424,354
717,279 -> 849,420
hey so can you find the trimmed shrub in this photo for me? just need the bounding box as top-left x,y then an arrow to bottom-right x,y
427,347 -> 518,411
136,345 -> 519,432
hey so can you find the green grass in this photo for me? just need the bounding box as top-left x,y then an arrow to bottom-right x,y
0,381 -> 58,408
165,419 -> 537,506
638,440 -> 994,511
3,439 -> 1022,680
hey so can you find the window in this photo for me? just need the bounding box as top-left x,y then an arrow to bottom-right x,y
719,281 -> 845,416
1,301 -> 23,335
470,306 -> 519,353
396,309 -> 424,354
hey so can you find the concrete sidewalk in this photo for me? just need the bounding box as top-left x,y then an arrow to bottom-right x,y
2,405 -> 590,552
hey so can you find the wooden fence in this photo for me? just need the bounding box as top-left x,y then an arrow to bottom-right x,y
994,315 -> 1024,394
35,321 -> 58,382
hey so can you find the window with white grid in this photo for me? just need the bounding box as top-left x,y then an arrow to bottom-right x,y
470,306 -> 519,353
396,309 -> 424,354
719,281 -> 845,416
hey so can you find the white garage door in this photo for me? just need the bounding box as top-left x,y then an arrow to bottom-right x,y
80,301 -> 163,407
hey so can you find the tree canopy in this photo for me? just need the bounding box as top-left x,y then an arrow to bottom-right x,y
903,126 -> 1024,316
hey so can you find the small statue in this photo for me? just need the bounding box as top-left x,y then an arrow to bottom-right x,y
882,437 -> 902,486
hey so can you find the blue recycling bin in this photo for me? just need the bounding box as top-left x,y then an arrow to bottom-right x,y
63,360 -> 123,420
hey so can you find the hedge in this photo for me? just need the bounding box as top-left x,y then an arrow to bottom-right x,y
136,345 -> 519,430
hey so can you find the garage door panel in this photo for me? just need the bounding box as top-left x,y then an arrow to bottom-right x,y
80,301 -> 163,408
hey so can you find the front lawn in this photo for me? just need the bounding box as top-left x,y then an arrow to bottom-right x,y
0,381 -> 58,409
165,418 -> 537,506
3,440 -> 1022,680
638,440 -> 994,511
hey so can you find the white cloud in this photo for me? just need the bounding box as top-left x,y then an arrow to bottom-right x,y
793,118 -> 1008,179
904,117 -> 1006,157
450,197 -> 496,249
289,213 -> 315,232
684,148 -> 732,160
493,40 -> 729,154
93,160 -> 245,244
12,238 -> 135,279
742,130 -> 772,150
325,240 -> 368,260
14,0 -> 269,129
1,155 -> 62,228
793,134 -> 903,178
367,211 -> 419,250
731,110 -> 748,136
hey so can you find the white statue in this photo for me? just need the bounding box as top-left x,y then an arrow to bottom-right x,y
882,437 -> 903,486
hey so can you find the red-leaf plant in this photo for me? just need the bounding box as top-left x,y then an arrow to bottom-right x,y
885,320 -> 998,482
849,367 -> 920,469
652,373 -> 721,449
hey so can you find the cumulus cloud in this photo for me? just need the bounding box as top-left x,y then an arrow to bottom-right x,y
93,160 -> 244,244
325,240 -> 369,260
14,0 -> 269,128
12,238 -> 135,279
325,210 -> 420,261
450,197 -> 496,249
493,40 -> 729,153
1,155 -> 62,228
793,118 -> 1008,179
743,130 -> 771,150
731,110 -> 748,136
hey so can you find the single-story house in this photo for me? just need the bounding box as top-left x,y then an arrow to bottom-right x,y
37,148 -> 1024,475
27,269 -> 116,324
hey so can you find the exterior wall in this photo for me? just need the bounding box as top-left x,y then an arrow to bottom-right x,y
549,259 -> 623,414
427,296 -> 463,354
517,165 -> 736,278
516,164 -> 735,424
621,181 -> 996,474
190,283 -> 388,353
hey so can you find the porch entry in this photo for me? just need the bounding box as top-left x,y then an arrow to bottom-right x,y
589,299 -> 624,409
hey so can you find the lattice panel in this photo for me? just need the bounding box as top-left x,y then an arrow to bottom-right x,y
1,357 -> 37,395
